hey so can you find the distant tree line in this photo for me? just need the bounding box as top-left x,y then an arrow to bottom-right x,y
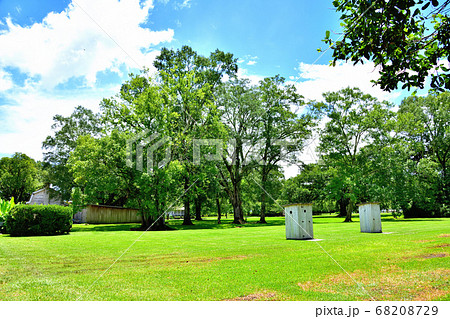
2,46 -> 448,228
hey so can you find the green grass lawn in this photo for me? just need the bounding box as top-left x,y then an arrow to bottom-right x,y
0,214 -> 449,301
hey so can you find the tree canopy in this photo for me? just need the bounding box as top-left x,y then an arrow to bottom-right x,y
326,0 -> 450,91
0,153 -> 41,202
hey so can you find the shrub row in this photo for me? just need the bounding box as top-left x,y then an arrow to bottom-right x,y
4,204 -> 73,236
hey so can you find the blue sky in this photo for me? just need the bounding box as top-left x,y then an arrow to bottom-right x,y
0,0 -> 414,162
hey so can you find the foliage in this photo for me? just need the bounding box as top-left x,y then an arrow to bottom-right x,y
242,169 -> 284,217
153,46 -> 238,225
255,75 -> 314,222
397,92 -> 450,209
0,197 -> 15,231
0,153 -> 41,203
282,163 -> 330,207
70,187 -> 85,216
42,106 -> 102,201
35,44 -> 450,225
4,204 -> 72,236
326,0 -> 450,91
0,197 -> 15,216
312,87 -> 394,221
216,79 -> 262,223
68,131 -> 137,207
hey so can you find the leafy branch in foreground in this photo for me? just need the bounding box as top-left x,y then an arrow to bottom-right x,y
325,0 -> 450,91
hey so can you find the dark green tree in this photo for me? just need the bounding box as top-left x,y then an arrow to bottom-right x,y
282,163 -> 329,207
256,75 -> 313,223
68,132 -> 136,207
216,79 -> 261,224
396,92 -> 450,214
42,106 -> 101,200
153,46 -> 238,225
313,87 -> 393,222
0,153 -> 41,202
101,71 -> 170,229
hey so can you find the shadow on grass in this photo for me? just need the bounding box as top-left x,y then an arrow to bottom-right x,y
69,215 -> 446,233
382,218 -> 445,222
70,218 -> 287,232
71,224 -> 139,232
167,218 -> 286,231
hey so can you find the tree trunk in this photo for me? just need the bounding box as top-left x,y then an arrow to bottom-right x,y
140,212 -> 148,229
231,185 -> 244,224
338,197 -> 347,217
156,213 -> 166,229
195,197 -> 202,221
441,163 -> 449,206
232,203 -> 244,224
344,200 -> 354,222
182,176 -> 193,225
216,196 -> 221,224
258,164 -> 269,224
258,175 -> 268,223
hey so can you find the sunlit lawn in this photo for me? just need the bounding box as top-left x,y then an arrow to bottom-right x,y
0,214 -> 449,300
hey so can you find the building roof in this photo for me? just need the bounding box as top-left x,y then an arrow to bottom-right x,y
356,202 -> 380,206
283,203 -> 313,207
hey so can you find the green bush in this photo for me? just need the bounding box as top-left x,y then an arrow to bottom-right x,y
4,204 -> 73,236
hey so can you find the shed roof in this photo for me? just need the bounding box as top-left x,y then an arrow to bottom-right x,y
356,202 -> 380,206
283,203 -> 313,208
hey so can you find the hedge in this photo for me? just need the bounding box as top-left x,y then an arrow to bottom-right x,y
4,204 -> 73,236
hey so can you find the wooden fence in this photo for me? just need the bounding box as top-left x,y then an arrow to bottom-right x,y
83,204 -> 141,224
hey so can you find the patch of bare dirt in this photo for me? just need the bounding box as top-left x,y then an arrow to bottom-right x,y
121,254 -> 248,267
438,234 -> 450,238
224,292 -> 277,301
297,266 -> 450,301
413,240 -> 434,243
185,255 -> 248,263
420,253 -> 448,259
433,243 -> 450,248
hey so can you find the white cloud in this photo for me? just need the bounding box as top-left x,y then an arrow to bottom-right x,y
237,68 -> 265,86
238,55 -> 259,67
0,0 -> 175,160
175,0 -> 191,10
0,87 -> 117,160
0,69 -> 13,91
0,0 -> 174,89
291,61 -> 401,102
281,61 -> 405,177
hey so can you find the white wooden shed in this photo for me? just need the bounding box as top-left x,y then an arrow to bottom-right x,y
358,202 -> 382,233
284,203 -> 313,240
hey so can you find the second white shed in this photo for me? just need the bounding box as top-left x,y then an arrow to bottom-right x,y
284,203 -> 313,240
358,202 -> 382,233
